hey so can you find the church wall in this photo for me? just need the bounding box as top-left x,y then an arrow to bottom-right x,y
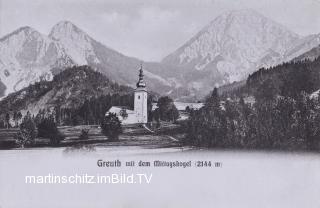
134,89 -> 147,123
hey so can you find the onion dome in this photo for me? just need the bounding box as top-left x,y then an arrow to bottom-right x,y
136,64 -> 146,88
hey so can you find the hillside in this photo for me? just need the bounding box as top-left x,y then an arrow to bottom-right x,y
286,35 -> 320,61
294,44 -> 320,62
245,57 -> 320,99
218,57 -> 320,99
0,65 -> 133,116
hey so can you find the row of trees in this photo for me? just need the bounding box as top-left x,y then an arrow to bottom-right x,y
15,112 -> 64,148
0,93 -> 134,128
1,93 -> 179,131
184,87 -> 320,151
0,112 -> 22,128
14,110 -> 124,148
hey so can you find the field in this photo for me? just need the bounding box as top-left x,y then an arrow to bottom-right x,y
0,122 -> 183,149
0,128 -> 18,148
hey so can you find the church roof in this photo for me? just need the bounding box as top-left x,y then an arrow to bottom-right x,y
136,64 -> 146,88
107,106 -> 134,114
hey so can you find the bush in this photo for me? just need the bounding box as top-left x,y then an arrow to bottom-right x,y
119,109 -> 128,119
37,116 -> 64,146
15,113 -> 37,148
100,113 -> 122,141
79,129 -> 90,140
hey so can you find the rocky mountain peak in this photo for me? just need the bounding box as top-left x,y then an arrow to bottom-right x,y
0,26 -> 42,43
49,21 -> 88,41
159,9 -> 308,99
48,20 -> 96,65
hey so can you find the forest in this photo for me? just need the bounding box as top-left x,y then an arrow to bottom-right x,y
0,66 -> 135,127
184,58 -> 320,151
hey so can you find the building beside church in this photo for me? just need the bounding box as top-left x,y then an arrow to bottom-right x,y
106,65 -> 148,124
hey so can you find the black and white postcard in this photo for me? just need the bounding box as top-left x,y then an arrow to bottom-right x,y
0,0 -> 320,207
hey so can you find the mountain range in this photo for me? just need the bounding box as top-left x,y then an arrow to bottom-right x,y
1,9 -> 320,101
0,21 -> 179,99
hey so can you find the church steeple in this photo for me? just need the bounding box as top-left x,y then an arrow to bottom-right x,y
134,63 -> 148,123
136,63 -> 146,88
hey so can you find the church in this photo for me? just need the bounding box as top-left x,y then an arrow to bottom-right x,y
106,65 -> 148,124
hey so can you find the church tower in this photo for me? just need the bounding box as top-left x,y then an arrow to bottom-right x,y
134,64 -> 148,123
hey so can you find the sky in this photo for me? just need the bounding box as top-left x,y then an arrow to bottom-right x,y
0,0 -> 320,61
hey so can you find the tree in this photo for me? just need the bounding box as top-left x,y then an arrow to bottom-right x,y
13,112 -> 18,127
205,87 -> 220,109
147,95 -> 155,122
157,96 -> 179,122
153,108 -> 161,128
54,105 -> 62,126
15,113 -> 37,148
0,115 -> 5,128
12,111 -> 23,127
186,88 -> 227,148
37,115 -> 64,146
5,113 -> 10,129
101,113 -> 122,141
16,112 -> 22,127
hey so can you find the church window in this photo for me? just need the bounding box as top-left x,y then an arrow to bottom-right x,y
138,95 -> 140,99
